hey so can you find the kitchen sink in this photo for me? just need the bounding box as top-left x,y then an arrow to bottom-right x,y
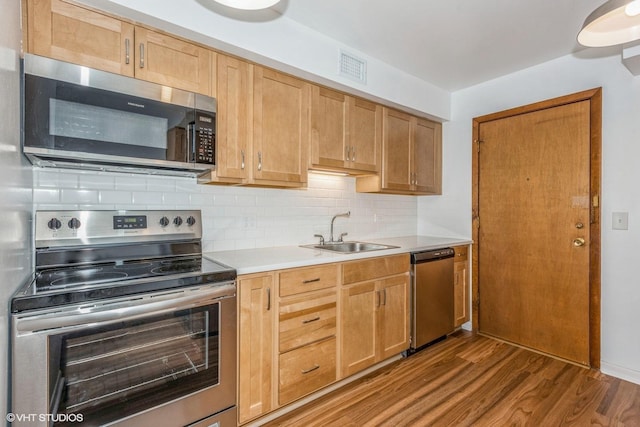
301,241 -> 399,253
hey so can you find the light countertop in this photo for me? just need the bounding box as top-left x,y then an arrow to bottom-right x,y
203,235 -> 472,275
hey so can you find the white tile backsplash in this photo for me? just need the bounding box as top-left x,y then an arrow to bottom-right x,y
32,169 -> 418,251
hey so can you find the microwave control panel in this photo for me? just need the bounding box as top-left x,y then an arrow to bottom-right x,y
194,113 -> 215,165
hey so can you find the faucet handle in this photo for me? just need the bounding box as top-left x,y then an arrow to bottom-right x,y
338,232 -> 348,242
314,234 -> 325,245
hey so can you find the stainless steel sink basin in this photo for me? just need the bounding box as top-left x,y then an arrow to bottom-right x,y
301,241 -> 399,253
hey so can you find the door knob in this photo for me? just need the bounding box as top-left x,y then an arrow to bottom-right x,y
573,238 -> 586,247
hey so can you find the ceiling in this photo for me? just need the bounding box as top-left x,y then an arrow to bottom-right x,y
271,0 -> 611,91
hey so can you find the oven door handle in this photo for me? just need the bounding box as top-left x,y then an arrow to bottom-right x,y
16,283 -> 236,333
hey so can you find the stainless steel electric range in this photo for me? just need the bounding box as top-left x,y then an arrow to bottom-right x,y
10,210 -> 237,427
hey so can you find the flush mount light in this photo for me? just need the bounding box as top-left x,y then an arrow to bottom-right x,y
213,0 -> 280,10
578,0 -> 640,47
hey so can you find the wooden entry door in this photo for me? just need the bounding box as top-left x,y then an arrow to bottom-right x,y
473,89 -> 601,367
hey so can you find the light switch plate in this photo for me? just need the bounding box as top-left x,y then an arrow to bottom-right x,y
612,212 -> 629,230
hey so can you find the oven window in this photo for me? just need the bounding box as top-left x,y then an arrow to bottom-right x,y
49,304 -> 220,426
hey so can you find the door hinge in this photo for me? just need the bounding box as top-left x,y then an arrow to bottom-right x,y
592,195 -> 599,208
475,139 -> 484,153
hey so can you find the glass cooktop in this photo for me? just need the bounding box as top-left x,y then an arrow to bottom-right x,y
12,256 -> 237,313
35,256 -> 218,291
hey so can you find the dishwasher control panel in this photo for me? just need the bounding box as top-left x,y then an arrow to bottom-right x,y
410,247 -> 455,263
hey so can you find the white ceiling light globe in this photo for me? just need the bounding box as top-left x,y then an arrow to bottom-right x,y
213,0 -> 280,10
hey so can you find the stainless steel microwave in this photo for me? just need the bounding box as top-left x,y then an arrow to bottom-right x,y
22,54 -> 216,177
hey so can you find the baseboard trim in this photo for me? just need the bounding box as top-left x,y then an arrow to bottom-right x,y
600,361 -> 640,386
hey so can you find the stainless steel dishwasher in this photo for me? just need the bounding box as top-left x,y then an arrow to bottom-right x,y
409,247 -> 455,353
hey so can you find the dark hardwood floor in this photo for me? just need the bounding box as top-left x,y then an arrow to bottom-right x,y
265,331 -> 640,426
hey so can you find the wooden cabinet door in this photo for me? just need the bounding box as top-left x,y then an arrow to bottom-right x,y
238,273 -> 275,424
310,86 -> 348,170
349,97 -> 381,173
381,108 -> 412,191
134,27 -> 212,95
340,281 -> 377,377
413,117 -> 442,194
215,54 -> 251,181
253,67 -> 309,186
377,274 -> 410,359
27,0 -> 134,76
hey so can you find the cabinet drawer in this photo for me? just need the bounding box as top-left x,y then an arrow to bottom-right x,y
279,337 -> 336,405
279,264 -> 339,297
454,245 -> 468,262
279,290 -> 336,353
343,254 -> 409,285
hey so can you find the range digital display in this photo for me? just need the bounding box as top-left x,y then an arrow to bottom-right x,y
113,215 -> 147,229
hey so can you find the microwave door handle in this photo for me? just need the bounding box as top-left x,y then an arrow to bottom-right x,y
188,122 -> 196,163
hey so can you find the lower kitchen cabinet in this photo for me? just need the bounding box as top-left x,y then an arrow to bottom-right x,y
340,254 -> 410,378
277,265 -> 338,406
278,337 -> 337,405
237,254 -> 410,424
453,245 -> 470,327
237,272 -> 275,424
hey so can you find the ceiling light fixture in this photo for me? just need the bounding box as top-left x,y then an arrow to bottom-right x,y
578,0 -> 640,47
213,0 -> 280,10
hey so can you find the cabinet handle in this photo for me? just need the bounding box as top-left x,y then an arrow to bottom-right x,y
125,38 -> 130,64
241,150 -> 245,170
266,287 -> 271,311
302,316 -> 320,324
352,146 -> 356,162
257,151 -> 262,172
346,146 -> 350,162
376,290 -> 381,307
301,365 -> 320,374
139,43 -> 145,68
302,278 -> 321,284
382,289 -> 387,306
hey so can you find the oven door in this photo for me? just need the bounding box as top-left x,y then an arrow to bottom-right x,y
11,282 -> 236,427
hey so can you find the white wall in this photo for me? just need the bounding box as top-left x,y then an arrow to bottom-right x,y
419,51 -> 640,385
0,0 -> 34,417
33,170 -> 418,251
78,0 -> 451,121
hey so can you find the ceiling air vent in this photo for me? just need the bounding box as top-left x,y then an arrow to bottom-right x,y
339,51 -> 367,84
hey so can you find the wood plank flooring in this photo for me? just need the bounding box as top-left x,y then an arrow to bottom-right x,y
264,331 -> 640,426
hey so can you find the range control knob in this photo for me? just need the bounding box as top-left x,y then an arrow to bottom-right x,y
68,218 -> 81,230
173,216 -> 183,226
47,218 -> 62,230
159,216 -> 170,227
186,216 -> 196,227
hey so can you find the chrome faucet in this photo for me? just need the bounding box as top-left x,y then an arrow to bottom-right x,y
329,211 -> 351,243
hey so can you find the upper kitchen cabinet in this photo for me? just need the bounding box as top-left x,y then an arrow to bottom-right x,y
201,62 -> 310,188
25,0 -> 135,76
133,27 -> 212,96
24,0 -> 213,96
252,67 -> 309,187
356,108 -> 442,195
413,117 -> 442,194
309,86 -> 380,174
201,53 -> 252,185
